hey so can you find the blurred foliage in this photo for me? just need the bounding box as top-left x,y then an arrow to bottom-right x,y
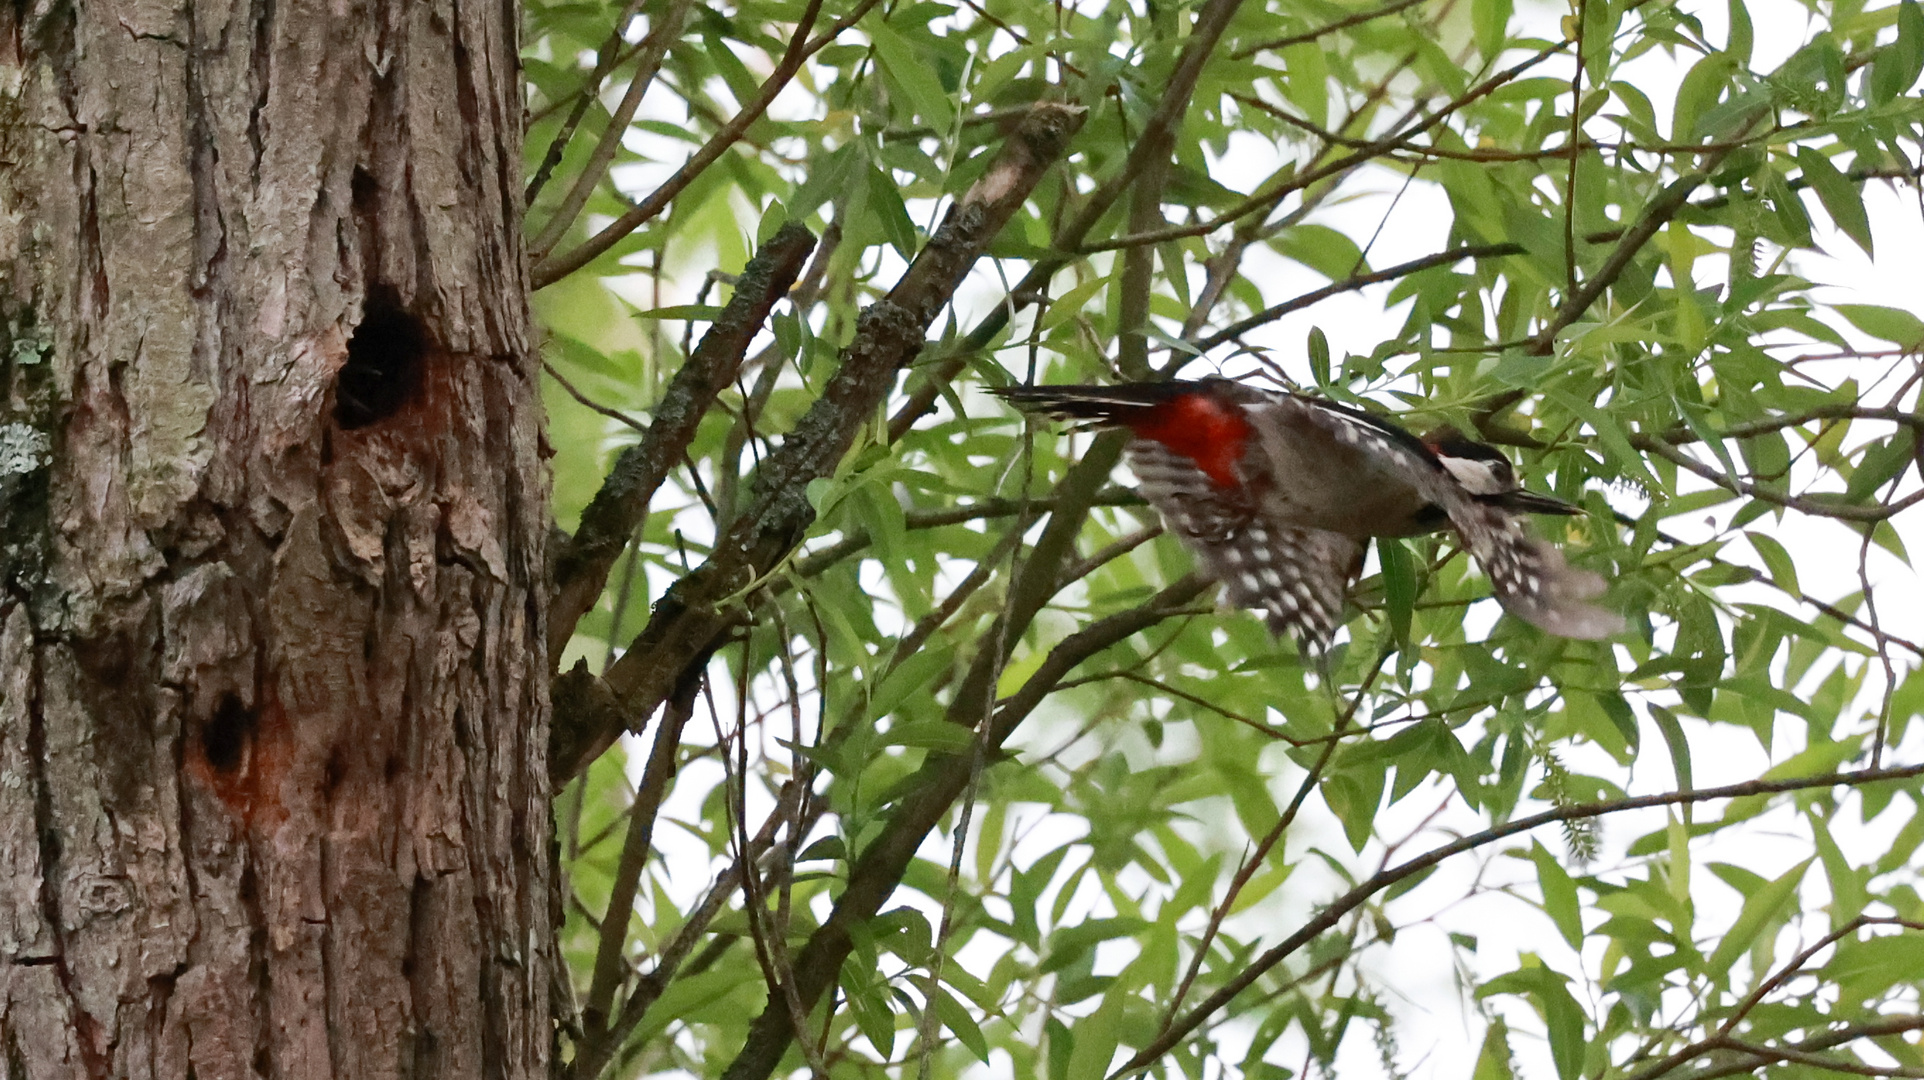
523,0 -> 1924,1075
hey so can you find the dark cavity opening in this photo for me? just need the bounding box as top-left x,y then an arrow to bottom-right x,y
336,284 -> 426,429
202,693 -> 255,774
350,166 -> 378,214
324,744 -> 349,793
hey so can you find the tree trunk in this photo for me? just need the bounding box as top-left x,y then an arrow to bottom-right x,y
0,0 -> 551,1075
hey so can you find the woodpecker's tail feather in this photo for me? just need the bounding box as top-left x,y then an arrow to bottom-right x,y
990,383 -> 1194,425
1459,506 -> 1625,640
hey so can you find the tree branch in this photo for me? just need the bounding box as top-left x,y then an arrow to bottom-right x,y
718,575 -> 1214,1080
1114,760 -> 1924,1077
523,0 -> 665,204
1526,164 -> 1717,354
1232,0 -> 1425,58
1631,1014 -> 1924,1080
548,222 -> 817,669
551,103 -> 1087,782
579,655 -> 709,1041
526,0 -> 699,252
1078,40 -> 1571,254
1633,430 -> 1924,523
1194,242 -> 1525,353
887,0 -> 1253,438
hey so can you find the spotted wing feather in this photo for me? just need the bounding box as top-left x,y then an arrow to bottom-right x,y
1281,399 -> 1623,639
1453,503 -> 1626,639
1124,440 -> 1251,542
1214,523 -> 1361,651
1126,441 -> 1357,650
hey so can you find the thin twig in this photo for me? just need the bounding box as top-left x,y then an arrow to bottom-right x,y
1634,431 -> 1924,523
548,222 -> 816,675
723,642 -> 830,1080
572,105 -> 1087,783
532,0 -> 881,288
1564,0 -> 1586,297
1195,243 -> 1525,353
543,360 -> 649,436
530,0 -> 698,230
1079,41 -> 1572,254
1233,0 -> 1426,58
524,0 -> 666,204
1112,760 -> 1924,1078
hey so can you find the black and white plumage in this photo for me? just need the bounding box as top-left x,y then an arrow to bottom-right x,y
992,378 -> 1624,651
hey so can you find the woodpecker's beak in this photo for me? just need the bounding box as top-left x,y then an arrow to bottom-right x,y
1489,489 -> 1584,516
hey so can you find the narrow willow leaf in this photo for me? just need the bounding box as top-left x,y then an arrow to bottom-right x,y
1796,147 -> 1873,256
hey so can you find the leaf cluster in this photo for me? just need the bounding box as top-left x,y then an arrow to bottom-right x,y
523,0 -> 1924,1075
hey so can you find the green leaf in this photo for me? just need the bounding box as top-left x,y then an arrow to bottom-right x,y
1672,53 -> 1734,141
630,969 -> 759,1045
1473,1017 -> 1516,1080
1531,840 -> 1585,949
1323,769 -> 1386,853
1666,811 -> 1693,909
882,717 -> 976,753
866,163 -> 921,259
869,644 -> 956,721
1307,326 -> 1332,389
633,304 -> 725,321
1763,166 -> 1815,248
1871,0 -> 1924,103
1747,532 -> 1800,598
1830,933 -> 1924,1005
1064,991 -> 1124,1080
1809,811 -> 1867,925
1834,304 -> 1924,349
926,981 -> 992,1064
1705,857 -> 1811,976
1281,42 -> 1330,128
1796,147 -> 1873,256
1474,0 -> 1514,59
867,18 -> 956,130
1648,704 -> 1694,804
845,968 -> 900,1059
1725,0 -> 1753,66
1274,224 -> 1365,281
1043,918 -> 1148,974
1041,274 -> 1111,333
1379,538 -> 1416,647
1046,1017 -> 1074,1080
1597,691 -> 1641,756
1477,959 -> 1588,1080
1843,436 -> 1916,503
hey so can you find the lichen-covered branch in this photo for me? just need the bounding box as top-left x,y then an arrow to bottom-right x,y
547,222 -> 817,668
549,103 -> 1086,782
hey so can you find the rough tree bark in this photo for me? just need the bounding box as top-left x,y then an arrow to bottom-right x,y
0,0 -> 550,1076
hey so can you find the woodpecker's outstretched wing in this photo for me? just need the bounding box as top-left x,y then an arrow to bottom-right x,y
1265,396 -> 1624,640
1223,524 -> 1361,651
1124,440 -> 1358,650
1452,502 -> 1625,639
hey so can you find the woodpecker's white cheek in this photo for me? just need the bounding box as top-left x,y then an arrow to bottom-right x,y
1439,457 -> 1508,495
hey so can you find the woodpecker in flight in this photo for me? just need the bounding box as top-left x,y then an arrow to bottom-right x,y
992,378 -> 1624,651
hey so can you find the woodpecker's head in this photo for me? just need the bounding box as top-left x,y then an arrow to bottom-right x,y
1425,428 -> 1582,516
